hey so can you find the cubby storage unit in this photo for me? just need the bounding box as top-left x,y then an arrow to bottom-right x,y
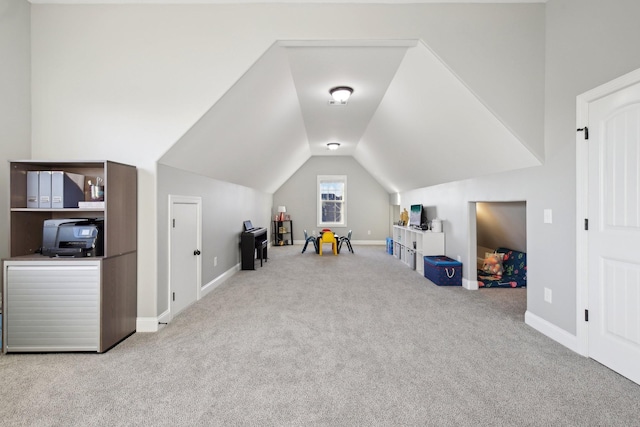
392,225 -> 445,275
2,160 -> 137,353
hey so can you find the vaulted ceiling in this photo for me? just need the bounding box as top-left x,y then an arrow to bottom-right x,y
159,40 -> 541,194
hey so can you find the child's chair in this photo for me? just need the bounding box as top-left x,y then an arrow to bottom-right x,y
318,231 -> 338,256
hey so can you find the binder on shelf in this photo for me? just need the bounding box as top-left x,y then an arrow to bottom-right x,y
27,171 -> 39,208
38,171 -> 52,208
51,171 -> 85,209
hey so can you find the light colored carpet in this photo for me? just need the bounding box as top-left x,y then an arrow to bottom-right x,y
1,245 -> 638,426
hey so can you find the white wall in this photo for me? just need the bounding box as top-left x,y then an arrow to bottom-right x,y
0,0 -> 31,259
157,164 -> 272,316
273,156 -> 390,242
402,0 -> 640,336
28,3 -> 544,319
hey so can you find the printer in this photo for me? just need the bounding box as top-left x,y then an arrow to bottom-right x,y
42,218 -> 104,257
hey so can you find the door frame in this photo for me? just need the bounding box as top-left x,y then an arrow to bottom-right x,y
575,67 -> 640,357
167,195 -> 203,322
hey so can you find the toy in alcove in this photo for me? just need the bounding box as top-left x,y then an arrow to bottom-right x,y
400,208 -> 409,226
482,252 -> 504,276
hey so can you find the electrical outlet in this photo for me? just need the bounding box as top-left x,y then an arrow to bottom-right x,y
544,209 -> 553,224
544,287 -> 552,303
457,255 -> 461,262
368,230 -> 371,235
214,256 -> 217,267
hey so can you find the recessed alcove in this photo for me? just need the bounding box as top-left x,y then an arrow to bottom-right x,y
470,201 -> 527,318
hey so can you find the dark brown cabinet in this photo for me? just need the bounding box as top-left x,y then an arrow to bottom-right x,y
3,160 -> 137,353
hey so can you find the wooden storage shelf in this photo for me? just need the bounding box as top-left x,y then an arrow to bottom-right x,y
3,160 -> 137,353
273,219 -> 293,246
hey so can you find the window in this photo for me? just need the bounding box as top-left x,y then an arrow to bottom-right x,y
317,175 -> 346,227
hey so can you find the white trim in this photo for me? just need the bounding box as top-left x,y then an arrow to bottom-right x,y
201,263 -> 240,297
168,195 -> 203,318
575,66 -> 640,358
157,308 -> 172,325
317,175 -> 347,228
136,317 -> 160,333
463,278 -> 478,290
525,310 -> 581,354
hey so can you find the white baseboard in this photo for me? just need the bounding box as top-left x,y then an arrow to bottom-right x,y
136,264 -> 240,332
136,317 -> 160,333
157,309 -> 171,325
201,263 -> 239,297
525,310 -> 582,355
463,278 -> 479,290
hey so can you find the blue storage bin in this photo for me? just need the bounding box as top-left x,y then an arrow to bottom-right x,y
424,256 -> 462,286
386,237 -> 393,254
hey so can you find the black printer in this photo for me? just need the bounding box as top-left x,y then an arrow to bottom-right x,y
42,218 -> 104,257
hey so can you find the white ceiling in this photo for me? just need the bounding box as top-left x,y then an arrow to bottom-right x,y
159,40 -> 540,194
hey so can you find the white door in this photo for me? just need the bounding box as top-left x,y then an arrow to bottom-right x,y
170,198 -> 201,317
587,81 -> 640,385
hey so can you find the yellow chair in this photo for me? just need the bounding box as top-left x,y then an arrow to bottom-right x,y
318,231 -> 338,256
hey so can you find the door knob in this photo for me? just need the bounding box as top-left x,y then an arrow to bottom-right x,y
193,249 -> 201,256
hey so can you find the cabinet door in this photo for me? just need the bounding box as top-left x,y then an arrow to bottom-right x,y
3,261 -> 101,352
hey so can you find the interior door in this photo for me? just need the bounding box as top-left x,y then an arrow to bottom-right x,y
170,200 -> 200,317
587,81 -> 640,385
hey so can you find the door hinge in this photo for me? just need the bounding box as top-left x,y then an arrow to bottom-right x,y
577,126 -> 589,140
172,219 -> 176,228
584,218 -> 589,230
173,292 -> 175,302
585,309 -> 589,322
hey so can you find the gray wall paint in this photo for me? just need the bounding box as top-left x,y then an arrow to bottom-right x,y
476,202 -> 526,253
157,164 -> 272,315
27,3 -> 543,319
0,0 -> 30,259
402,0 -> 640,335
14,0 -> 640,343
273,156 -> 390,242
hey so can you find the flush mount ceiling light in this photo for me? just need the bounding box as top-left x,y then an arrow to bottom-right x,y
329,86 -> 353,104
326,142 -> 341,151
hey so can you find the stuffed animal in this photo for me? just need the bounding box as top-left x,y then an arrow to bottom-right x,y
482,252 -> 504,276
400,208 -> 409,225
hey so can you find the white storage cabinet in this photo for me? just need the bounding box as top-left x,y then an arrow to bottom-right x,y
392,225 -> 445,275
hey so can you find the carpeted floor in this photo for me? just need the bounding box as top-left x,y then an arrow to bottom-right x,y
1,245 -> 638,426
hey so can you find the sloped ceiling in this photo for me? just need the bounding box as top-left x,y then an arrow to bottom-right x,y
159,40 -> 541,194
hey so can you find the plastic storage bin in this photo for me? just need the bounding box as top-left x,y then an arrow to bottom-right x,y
424,256 -> 462,286
407,248 -> 416,270
386,237 -> 393,254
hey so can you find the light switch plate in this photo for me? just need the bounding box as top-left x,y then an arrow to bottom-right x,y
544,209 -> 553,224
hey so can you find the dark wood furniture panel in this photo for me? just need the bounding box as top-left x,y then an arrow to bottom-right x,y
4,160 -> 137,353
101,252 -> 137,352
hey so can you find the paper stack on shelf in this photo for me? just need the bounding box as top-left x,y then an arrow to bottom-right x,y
78,201 -> 105,209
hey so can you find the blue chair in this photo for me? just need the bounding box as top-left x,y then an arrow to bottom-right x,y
338,230 -> 354,254
302,230 -> 318,253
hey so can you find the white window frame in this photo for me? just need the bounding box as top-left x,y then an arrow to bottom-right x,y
317,175 -> 347,228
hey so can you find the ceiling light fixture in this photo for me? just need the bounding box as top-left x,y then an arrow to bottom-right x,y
329,86 -> 353,104
326,142 -> 341,151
